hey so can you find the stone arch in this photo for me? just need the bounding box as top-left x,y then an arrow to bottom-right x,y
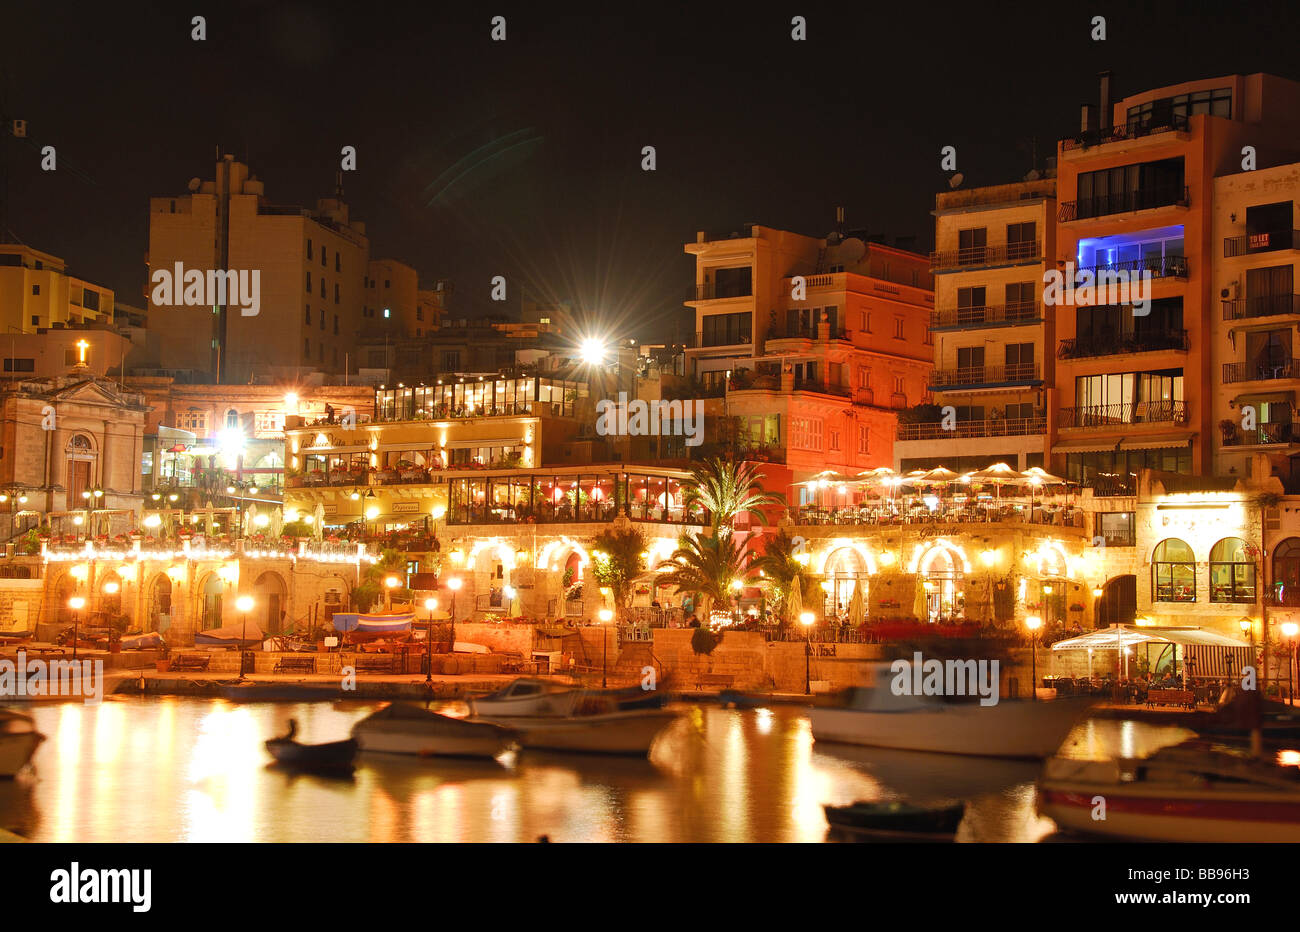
252,570 -> 288,633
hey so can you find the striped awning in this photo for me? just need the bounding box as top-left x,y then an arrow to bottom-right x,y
1120,433 -> 1194,450
1051,439 -> 1122,454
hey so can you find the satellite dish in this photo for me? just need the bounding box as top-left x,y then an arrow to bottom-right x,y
1025,169 -> 1041,181
837,237 -> 867,265
948,173 -> 965,189
187,177 -> 201,192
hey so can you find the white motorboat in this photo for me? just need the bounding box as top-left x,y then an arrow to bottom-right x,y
350,703 -> 515,759
468,678 -> 580,717
0,710 -> 44,778
473,707 -> 679,756
808,674 -> 1091,760
1038,741 -> 1300,842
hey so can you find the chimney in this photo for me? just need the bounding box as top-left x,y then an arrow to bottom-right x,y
1080,104 -> 1095,133
1099,71 -> 1113,130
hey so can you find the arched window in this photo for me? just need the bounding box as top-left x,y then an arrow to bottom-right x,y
1209,537 -> 1256,603
65,433 -> 96,504
1152,538 -> 1195,603
1273,538 -> 1300,607
226,409 -> 240,429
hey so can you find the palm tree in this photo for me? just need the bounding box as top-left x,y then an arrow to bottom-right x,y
752,528 -> 807,622
659,532 -> 756,622
684,457 -> 785,537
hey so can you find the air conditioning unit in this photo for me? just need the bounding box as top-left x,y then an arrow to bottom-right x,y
1220,281 -> 1239,300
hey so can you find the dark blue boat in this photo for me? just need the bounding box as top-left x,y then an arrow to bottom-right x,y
265,720 -> 358,773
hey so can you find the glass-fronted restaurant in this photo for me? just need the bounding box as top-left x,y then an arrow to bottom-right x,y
447,471 -> 704,525
375,377 -> 588,422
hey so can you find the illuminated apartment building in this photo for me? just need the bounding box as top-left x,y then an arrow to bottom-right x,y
0,244 -> 115,336
894,175 -> 1056,472
683,224 -> 933,491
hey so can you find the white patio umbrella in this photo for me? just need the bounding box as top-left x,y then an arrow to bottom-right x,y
786,573 -> 803,625
848,581 -> 866,626
313,502 -> 326,540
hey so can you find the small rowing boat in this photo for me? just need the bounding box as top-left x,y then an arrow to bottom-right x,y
264,719 -> 358,773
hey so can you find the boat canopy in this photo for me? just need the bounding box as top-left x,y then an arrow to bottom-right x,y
1051,625 -> 1250,652
332,613 -> 414,633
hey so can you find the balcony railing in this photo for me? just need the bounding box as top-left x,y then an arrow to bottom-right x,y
790,502 -> 1084,530
929,362 -> 1040,389
1224,229 -> 1300,257
687,283 -> 752,301
1059,185 -> 1189,222
1222,422 -> 1296,446
766,322 -> 848,340
1060,113 -> 1190,151
929,240 -> 1042,271
1265,588 -> 1300,608
1223,294 -> 1300,320
1075,255 -> 1189,280
1057,401 -> 1188,428
1087,474 -> 1138,497
930,301 -> 1040,330
1223,358 -> 1300,384
792,378 -> 851,398
896,416 -> 1045,441
1058,329 -> 1189,359
692,329 -> 752,348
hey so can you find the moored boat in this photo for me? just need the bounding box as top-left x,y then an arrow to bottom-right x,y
0,710 -> 44,778
1037,740 -> 1300,842
468,678 -> 580,717
823,800 -> 965,841
472,707 -> 679,756
351,702 -> 514,758
265,720 -> 357,773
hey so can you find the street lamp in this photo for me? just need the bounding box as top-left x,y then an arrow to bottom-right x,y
446,576 -> 462,651
599,607 -> 614,687
68,596 -> 85,661
424,597 -> 438,684
235,594 -> 254,680
1025,615 -> 1043,701
800,610 -> 815,695
384,575 -> 400,612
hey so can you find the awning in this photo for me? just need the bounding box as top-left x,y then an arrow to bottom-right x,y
1120,433 -> 1194,450
377,442 -> 442,453
1051,439 -> 1121,454
444,439 -> 523,448
303,445 -> 370,455
1233,391 -> 1294,406
1052,624 -> 1250,651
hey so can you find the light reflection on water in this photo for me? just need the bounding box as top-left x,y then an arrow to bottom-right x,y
0,699 -> 1220,842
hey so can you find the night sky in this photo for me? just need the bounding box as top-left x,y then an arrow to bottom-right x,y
6,0 -> 1300,340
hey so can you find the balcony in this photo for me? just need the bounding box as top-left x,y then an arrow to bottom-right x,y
1222,422 -> 1296,447
896,416 -> 1046,441
1057,329 -> 1189,359
1057,401 -> 1188,428
767,321 -> 848,340
928,362 -> 1041,390
1059,185 -> 1189,223
1265,588 -> 1300,608
1075,254 -> 1188,281
1223,294 -> 1300,321
1222,358 -> 1300,384
1224,229 -> 1300,258
691,329 -> 752,349
1060,113 -> 1190,152
792,378 -> 851,398
1087,474 -> 1138,497
687,283 -> 752,302
930,301 -> 1040,331
790,501 -> 1083,530
929,240 -> 1041,272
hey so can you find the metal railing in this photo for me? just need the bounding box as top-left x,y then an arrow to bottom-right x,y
896,416 -> 1045,441
1223,357 -> 1300,384
1059,185 -> 1189,222
1074,255 -> 1189,280
1222,422 -> 1295,446
1057,401 -> 1188,428
1086,474 -> 1138,497
1058,329 -> 1189,359
929,240 -> 1041,270
790,504 -> 1084,530
929,362 -> 1040,388
1223,294 -> 1300,320
692,329 -> 752,348
687,283 -> 752,301
766,322 -> 848,340
1060,113 -> 1190,151
1224,229 -> 1300,257
792,379 -> 851,398
930,301 -> 1040,329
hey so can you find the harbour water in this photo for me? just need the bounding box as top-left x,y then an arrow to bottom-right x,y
0,698 -> 1207,842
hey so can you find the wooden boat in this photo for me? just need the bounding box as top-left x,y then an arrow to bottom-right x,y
823,800 -> 965,841
218,681 -> 339,702
1038,740 -> 1300,842
0,710 -> 44,778
808,669 -> 1091,759
351,703 -> 514,758
471,707 -> 679,756
265,721 -> 357,773
468,678 -> 580,717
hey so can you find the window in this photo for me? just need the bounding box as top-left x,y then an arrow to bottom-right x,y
701,312 -> 752,346
333,314 -> 339,335
319,308 -> 326,330
333,346 -> 339,365
321,247 -> 327,267
1098,512 -> 1136,547
442,350 -> 461,369
828,429 -> 841,452
335,254 -> 341,272
30,315 -> 39,326
3,358 -> 35,372
307,239 -> 313,260
857,367 -> 870,389
1006,222 -> 1037,259
225,409 -> 240,429
1005,343 -> 1035,370
64,349 -> 78,365
178,411 -> 208,432
416,308 -> 424,321
711,266 -> 752,298
305,304 -> 312,324
255,411 -> 283,433
334,283 -> 340,304
893,375 -> 905,393
893,318 -> 904,339
82,290 -> 100,312
383,308 -> 391,319
864,312 -> 872,333
1127,87 -> 1231,127
958,227 -> 987,265
31,284 -> 39,296
1006,282 -> 1036,318
1152,538 -> 1195,602
857,425 -> 870,454
957,346 -> 985,370
384,280 -> 391,288
789,416 -> 824,451
1076,158 -> 1185,219
304,338 -> 310,357
1210,537 -> 1256,603
306,271 -> 312,291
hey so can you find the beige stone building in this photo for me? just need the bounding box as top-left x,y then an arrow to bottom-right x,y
0,244 -> 115,335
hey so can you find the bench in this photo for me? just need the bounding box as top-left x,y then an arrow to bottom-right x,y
170,653 -> 211,672
1146,688 -> 1195,709
351,654 -> 397,674
274,655 -> 316,674
696,672 -> 735,689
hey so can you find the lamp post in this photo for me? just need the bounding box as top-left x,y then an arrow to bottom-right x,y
1282,622 -> 1298,706
68,596 -> 85,661
384,575 -> 400,612
446,576 -> 462,651
236,594 -> 254,680
1025,615 -> 1043,701
599,607 -> 614,687
800,610 -> 815,695
424,597 -> 438,684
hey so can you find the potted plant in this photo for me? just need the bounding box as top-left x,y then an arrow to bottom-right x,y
108,613 -> 130,654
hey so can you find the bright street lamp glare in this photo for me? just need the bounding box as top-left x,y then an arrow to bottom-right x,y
424,598 -> 437,611
68,597 -> 85,610
236,595 -> 254,612
446,577 -> 463,591
579,337 -> 607,365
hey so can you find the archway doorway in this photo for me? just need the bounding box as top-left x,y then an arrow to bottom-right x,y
252,571 -> 287,633
922,548 -> 962,622
823,547 -> 867,619
1098,575 -> 1137,628
200,573 -> 224,630
147,574 -> 173,632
